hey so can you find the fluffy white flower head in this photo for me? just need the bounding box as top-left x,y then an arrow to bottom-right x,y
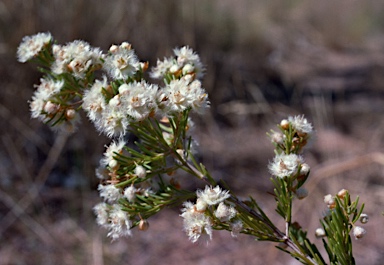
51,40 -> 102,78
214,202 -> 237,222
150,57 -> 174,79
97,104 -> 129,138
288,115 -> 313,135
268,153 -> 303,178
230,220 -> 243,237
107,204 -> 132,240
93,202 -> 109,227
101,139 -> 126,168
162,79 -> 209,114
119,81 -> 159,121
174,46 -> 204,79
196,185 -> 230,206
17,32 -> 52,63
134,165 -> 147,179
124,186 -> 137,203
103,43 -> 139,79
82,76 -> 108,122
180,201 -> 213,243
98,184 -> 122,203
29,78 -> 64,120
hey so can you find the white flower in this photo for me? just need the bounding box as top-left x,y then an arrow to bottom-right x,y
51,40 -> 103,78
82,77 -> 108,122
230,220 -> 243,237
315,228 -> 326,238
124,186 -> 137,203
29,94 -> 46,120
196,186 -> 230,206
151,46 -> 204,80
323,194 -> 335,208
17,32 -> 52,63
101,139 -> 126,168
150,57 -> 174,79
214,202 -> 237,222
353,226 -> 366,240
134,165 -> 147,179
95,165 -> 110,180
107,204 -> 132,240
93,202 -> 109,227
29,78 -> 64,120
195,198 -> 208,211
180,201 -> 213,243
96,104 -> 129,138
300,163 -> 310,175
98,184 -> 122,203
118,81 -> 159,121
288,115 -> 313,135
161,79 -> 209,114
173,46 -> 204,79
34,78 -> 64,100
103,43 -> 139,80
270,131 -> 284,144
268,153 -> 303,178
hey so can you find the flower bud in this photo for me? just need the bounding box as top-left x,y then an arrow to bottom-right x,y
359,213 -> 369,224
65,108 -> 76,120
169,64 -> 180,74
280,119 -> 289,130
315,228 -> 326,238
109,95 -> 120,107
108,159 -> 119,170
353,226 -> 366,240
139,219 -> 149,231
109,44 -> 118,52
121,42 -> 131,50
324,194 -> 336,209
134,165 -> 147,179
182,64 -> 194,75
300,163 -> 310,175
337,189 -> 348,199
195,198 -> 208,211
44,101 -> 59,114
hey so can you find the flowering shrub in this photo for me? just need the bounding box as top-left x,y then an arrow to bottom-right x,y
18,32 -> 368,265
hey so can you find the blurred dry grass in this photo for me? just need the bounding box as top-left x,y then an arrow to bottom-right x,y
1,0 -> 384,264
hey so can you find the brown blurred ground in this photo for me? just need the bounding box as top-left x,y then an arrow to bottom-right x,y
1,0 -> 384,264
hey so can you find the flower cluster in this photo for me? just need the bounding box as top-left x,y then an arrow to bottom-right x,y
268,116 -> 312,202
180,185 -> 240,243
18,32 -> 209,136
151,46 -> 205,81
51,40 -> 103,78
93,202 -> 132,240
17,32 -> 53,63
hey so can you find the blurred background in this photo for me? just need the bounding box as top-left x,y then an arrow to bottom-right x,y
1,0 -> 384,264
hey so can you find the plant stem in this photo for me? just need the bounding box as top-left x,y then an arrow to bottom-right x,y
180,158 -> 318,265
